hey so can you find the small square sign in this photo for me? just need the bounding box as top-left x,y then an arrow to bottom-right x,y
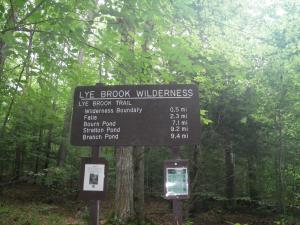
166,167 -> 188,196
164,160 -> 189,200
79,157 -> 108,200
83,164 -> 105,191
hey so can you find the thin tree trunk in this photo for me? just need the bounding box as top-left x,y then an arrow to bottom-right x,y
24,26 -> 35,83
115,146 -> 134,221
245,120 -> 259,201
276,111 -> 285,213
0,4 -> 18,109
44,101 -> 55,169
0,39 -> 6,78
189,144 -> 202,213
225,143 -> 235,209
0,158 -> 3,182
14,139 -> 23,180
133,146 -> 145,222
35,126 -> 43,174
44,127 -> 53,170
0,5 -> 17,79
12,27 -> 35,180
247,154 -> 258,200
0,27 -> 34,137
57,103 -> 72,166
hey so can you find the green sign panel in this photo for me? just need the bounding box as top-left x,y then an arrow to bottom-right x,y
166,167 -> 188,197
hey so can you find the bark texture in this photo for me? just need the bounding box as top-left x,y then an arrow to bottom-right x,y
57,104 -> 72,166
115,146 -> 134,222
133,146 -> 145,222
189,144 -> 202,213
225,143 -> 235,208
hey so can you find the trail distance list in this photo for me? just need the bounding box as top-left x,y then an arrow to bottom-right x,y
70,84 -> 201,146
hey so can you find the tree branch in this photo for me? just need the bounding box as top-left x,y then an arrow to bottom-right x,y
17,0 -> 48,25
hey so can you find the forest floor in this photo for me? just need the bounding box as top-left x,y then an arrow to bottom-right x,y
0,184 -> 298,225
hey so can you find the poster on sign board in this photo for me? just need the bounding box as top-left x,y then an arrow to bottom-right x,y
83,164 -> 105,191
164,159 -> 189,200
166,167 -> 188,197
78,157 -> 108,200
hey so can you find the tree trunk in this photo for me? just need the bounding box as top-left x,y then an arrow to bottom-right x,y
35,126 -> 43,174
115,146 -> 134,222
133,146 -> 145,222
12,27 -> 35,180
44,101 -> 55,169
0,5 -> 17,79
14,140 -> 23,180
113,2 -> 136,222
224,143 -> 235,209
245,119 -> 259,201
0,27 -> 34,137
247,154 -> 258,200
0,39 -> 6,78
44,127 -> 53,170
0,5 -> 18,109
276,111 -> 285,213
57,103 -> 72,166
189,144 -> 202,213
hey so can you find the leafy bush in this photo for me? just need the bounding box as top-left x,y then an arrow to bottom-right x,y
0,202 -> 70,225
183,220 -> 194,225
274,216 -> 300,225
35,165 -> 80,202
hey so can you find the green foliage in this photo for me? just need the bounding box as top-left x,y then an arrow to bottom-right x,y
183,220 -> 194,225
274,215 -> 300,225
34,165 -> 80,202
274,218 -> 288,225
104,214 -> 157,225
0,201 -> 80,225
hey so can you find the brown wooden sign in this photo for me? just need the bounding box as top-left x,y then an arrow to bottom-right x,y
71,84 -> 200,146
78,157 -> 108,200
164,160 -> 189,200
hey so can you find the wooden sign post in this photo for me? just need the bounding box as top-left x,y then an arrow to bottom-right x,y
77,147 -> 108,225
164,146 -> 189,225
89,146 -> 100,225
171,146 -> 183,225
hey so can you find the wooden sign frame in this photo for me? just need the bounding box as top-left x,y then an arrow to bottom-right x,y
78,157 -> 108,200
164,159 -> 189,200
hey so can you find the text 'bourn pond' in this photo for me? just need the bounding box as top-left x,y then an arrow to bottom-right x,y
71,84 -> 201,146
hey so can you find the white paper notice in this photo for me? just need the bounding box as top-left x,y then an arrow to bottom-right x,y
166,167 -> 188,196
83,164 -> 105,191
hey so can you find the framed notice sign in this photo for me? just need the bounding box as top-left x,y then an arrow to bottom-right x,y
70,84 -> 200,146
83,164 -> 104,191
79,157 -> 108,200
164,160 -> 189,200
